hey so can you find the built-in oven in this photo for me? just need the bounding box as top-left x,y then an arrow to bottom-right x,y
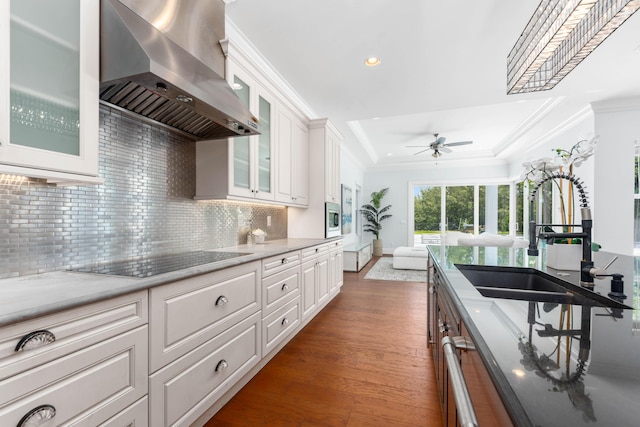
325,202 -> 341,238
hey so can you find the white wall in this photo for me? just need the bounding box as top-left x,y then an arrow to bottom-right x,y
592,98 -> 640,255
340,147 -> 365,247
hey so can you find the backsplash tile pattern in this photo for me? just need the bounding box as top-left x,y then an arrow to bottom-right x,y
0,105 -> 286,279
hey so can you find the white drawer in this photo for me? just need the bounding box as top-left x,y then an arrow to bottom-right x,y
0,291 -> 147,380
262,265 -> 300,317
149,261 -> 260,372
262,250 -> 301,277
301,244 -> 329,260
0,326 -> 148,427
262,299 -> 300,355
149,312 -> 261,427
99,396 -> 148,427
328,240 -> 343,251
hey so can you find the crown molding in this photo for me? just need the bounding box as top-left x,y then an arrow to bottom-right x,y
225,18 -> 317,120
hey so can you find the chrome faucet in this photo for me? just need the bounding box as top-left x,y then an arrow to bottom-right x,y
527,172 -> 594,287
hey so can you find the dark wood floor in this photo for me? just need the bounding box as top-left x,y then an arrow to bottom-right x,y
205,256 -> 442,427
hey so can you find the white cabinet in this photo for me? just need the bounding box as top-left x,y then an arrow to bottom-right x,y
195,62 -> 275,202
149,261 -> 261,373
0,291 -> 148,426
328,240 -> 344,295
288,119 -> 342,239
0,0 -> 101,185
149,313 -> 261,427
308,119 -> 342,204
300,244 -> 330,320
343,242 -> 372,272
148,262 -> 262,426
275,103 -> 309,206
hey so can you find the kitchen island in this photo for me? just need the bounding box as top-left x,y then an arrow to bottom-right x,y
427,244 -> 640,427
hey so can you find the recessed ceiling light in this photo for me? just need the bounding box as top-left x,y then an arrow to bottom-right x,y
364,57 -> 381,67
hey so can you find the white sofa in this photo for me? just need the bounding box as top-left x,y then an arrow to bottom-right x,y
392,246 -> 429,270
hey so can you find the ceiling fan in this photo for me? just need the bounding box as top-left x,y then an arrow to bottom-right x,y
406,133 -> 473,157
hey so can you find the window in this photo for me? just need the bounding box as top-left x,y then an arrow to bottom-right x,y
412,182 -> 516,246
414,185 -> 442,245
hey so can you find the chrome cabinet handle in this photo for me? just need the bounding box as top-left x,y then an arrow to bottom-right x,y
442,336 -> 478,427
281,283 -> 289,292
215,296 -> 229,306
15,330 -> 56,352
215,359 -> 228,372
17,405 -> 56,427
281,318 -> 289,326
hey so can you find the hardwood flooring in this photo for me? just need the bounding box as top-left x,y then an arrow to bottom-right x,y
204,256 -> 442,427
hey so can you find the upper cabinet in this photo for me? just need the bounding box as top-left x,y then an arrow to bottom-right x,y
195,44 -> 311,207
196,62 -> 275,202
310,119 -> 342,204
275,103 -> 309,206
0,0 -> 101,185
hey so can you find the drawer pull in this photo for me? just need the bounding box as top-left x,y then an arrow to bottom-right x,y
17,404 -> 56,427
281,318 -> 289,326
281,283 -> 289,292
215,359 -> 229,372
15,330 -> 56,352
215,296 -> 229,307
281,258 -> 288,264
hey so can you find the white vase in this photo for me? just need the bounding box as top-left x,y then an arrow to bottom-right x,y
545,244 -> 583,271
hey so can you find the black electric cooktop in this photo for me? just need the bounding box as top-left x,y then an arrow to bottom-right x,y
70,251 -> 249,278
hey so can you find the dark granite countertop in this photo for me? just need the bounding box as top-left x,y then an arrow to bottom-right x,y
428,244 -> 640,427
0,238 -> 341,327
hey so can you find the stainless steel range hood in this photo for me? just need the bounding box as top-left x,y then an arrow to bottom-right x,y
99,0 -> 259,140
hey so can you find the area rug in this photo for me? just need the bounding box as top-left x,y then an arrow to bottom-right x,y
363,257 -> 427,282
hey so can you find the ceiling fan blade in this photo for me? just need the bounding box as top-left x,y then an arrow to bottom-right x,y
405,145 -> 430,148
412,148 -> 432,156
439,146 -> 452,153
435,136 -> 446,145
443,140 -> 473,147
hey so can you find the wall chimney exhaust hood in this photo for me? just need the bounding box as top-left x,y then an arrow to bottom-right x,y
99,0 -> 259,140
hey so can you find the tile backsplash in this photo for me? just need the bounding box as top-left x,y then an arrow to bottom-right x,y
0,105 -> 287,279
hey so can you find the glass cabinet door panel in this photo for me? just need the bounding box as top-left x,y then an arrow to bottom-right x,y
258,95 -> 271,193
10,0 -> 81,155
233,75 -> 251,189
233,136 -> 250,189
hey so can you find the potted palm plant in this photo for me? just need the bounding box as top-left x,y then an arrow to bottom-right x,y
361,187 -> 392,256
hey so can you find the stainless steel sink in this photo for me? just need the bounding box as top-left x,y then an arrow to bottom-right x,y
455,264 -> 630,309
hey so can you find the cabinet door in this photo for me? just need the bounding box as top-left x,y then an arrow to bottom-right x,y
274,104 -> 294,203
0,0 -> 99,179
316,254 -> 330,306
301,259 -> 318,321
324,128 -> 341,203
228,65 -> 274,201
292,117 -> 309,205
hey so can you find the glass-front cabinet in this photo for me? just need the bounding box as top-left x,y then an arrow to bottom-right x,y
228,65 -> 274,201
0,0 -> 100,183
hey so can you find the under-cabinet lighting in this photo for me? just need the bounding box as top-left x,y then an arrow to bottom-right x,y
507,0 -> 640,94
0,174 -> 28,185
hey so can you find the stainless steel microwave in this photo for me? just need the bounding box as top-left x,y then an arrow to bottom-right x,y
325,202 -> 341,237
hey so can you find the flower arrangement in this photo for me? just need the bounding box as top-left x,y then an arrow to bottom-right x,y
521,137 -> 598,242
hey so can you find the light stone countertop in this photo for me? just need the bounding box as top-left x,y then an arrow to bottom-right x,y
0,238 -> 341,327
